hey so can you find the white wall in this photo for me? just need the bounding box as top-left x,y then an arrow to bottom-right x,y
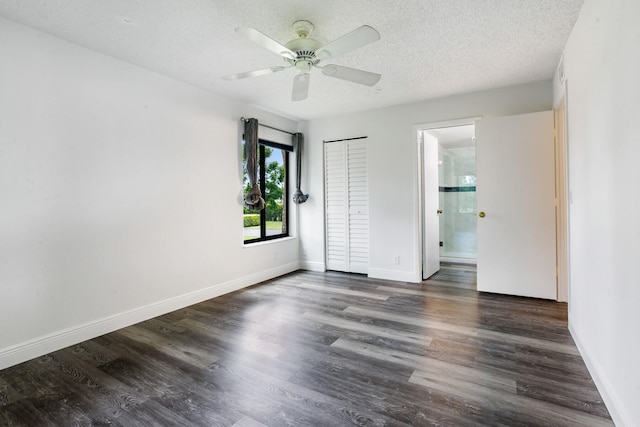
300,81 -> 552,282
557,0 -> 640,425
0,17 -> 301,369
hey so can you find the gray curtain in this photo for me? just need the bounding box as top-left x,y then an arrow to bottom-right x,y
292,132 -> 309,204
243,118 -> 265,210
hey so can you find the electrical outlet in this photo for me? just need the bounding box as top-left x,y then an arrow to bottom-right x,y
393,256 -> 400,265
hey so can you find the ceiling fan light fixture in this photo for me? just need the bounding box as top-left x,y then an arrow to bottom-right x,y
292,72 -> 310,101
224,20 -> 381,100
295,61 -> 312,73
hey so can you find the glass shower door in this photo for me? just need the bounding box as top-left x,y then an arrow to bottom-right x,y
438,144 -> 477,261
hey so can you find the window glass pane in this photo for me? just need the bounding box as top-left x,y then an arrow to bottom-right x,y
264,147 -> 286,236
242,140 -> 289,243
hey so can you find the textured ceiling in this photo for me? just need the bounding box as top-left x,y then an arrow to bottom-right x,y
0,0 -> 584,120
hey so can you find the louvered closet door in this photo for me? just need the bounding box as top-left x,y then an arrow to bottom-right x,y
325,143 -> 347,271
324,140 -> 369,274
346,141 -> 369,273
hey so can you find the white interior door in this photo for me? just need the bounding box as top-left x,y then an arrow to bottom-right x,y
422,132 -> 440,279
476,111 -> 557,299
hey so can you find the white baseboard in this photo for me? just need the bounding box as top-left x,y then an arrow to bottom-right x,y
0,262 -> 301,371
569,320 -> 632,427
368,268 -> 420,283
300,260 -> 325,272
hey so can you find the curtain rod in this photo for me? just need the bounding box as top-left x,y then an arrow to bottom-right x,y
323,136 -> 368,143
240,117 -> 295,136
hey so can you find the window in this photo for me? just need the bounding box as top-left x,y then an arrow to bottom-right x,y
243,139 -> 291,243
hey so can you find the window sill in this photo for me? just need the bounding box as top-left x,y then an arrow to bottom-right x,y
243,236 -> 296,248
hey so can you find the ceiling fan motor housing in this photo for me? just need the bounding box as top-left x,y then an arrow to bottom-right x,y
285,24 -> 322,72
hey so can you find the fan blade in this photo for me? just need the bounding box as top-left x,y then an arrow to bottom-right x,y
321,64 -> 381,86
292,73 -> 310,101
222,66 -> 287,81
236,27 -> 297,59
315,25 -> 380,61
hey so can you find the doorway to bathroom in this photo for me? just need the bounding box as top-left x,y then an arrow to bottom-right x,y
418,119 -> 478,280
418,112 -> 564,300
435,125 -> 477,263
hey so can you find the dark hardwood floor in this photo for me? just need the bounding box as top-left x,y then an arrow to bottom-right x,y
0,264 -> 613,426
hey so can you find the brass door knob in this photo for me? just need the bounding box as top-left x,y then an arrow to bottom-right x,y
437,209 -> 443,214
478,211 -> 486,218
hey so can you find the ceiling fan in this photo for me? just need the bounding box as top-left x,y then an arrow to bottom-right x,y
222,20 -> 381,101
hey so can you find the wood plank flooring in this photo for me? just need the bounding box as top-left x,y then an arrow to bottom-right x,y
0,264 -> 613,426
